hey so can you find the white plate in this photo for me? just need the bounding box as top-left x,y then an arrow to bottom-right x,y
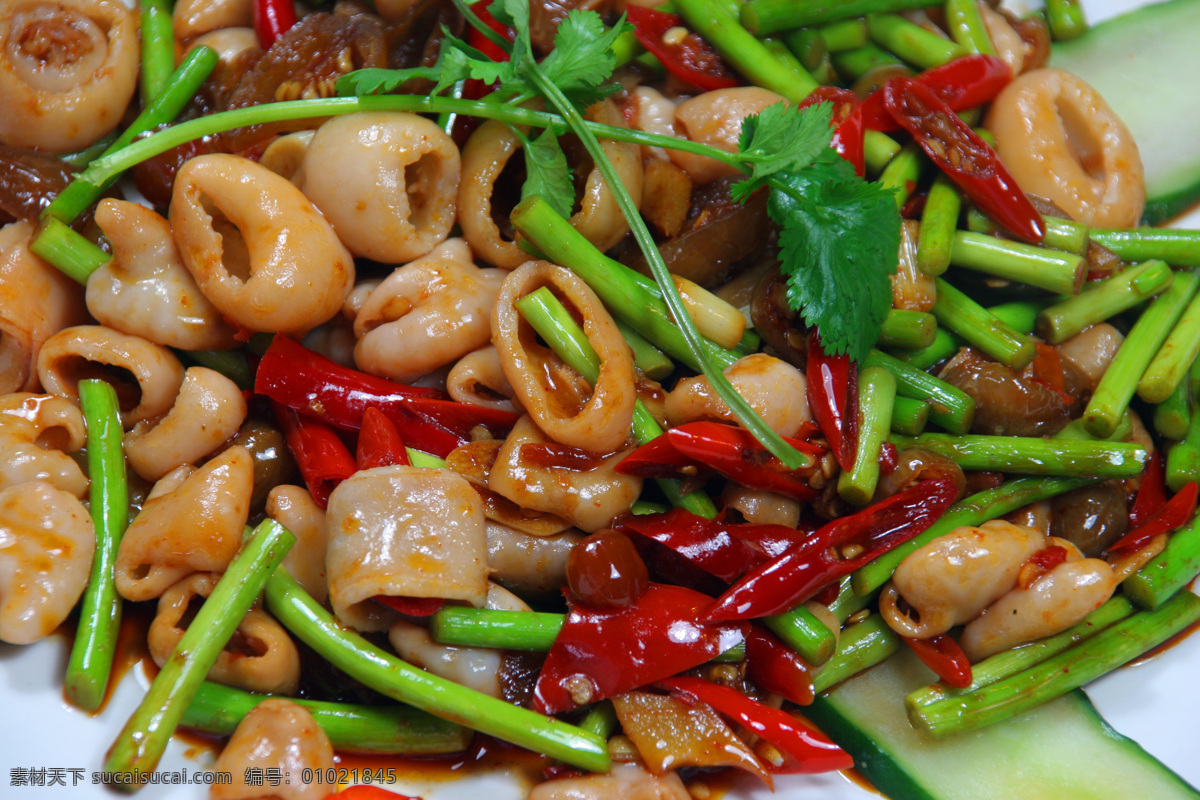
3,0 -> 1198,797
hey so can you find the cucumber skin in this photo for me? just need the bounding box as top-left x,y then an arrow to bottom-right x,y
804,650 -> 1200,800
806,695 -> 937,800
1050,0 -> 1200,225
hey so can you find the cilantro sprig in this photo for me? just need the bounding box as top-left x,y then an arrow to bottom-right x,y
761,154 -> 900,362
732,100 -> 836,197
730,104 -> 900,362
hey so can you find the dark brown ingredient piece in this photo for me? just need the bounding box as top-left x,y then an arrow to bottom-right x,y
1049,482 -> 1129,557
529,0 -> 609,55
874,448 -> 966,502
133,136 -> 224,214
627,177 -> 773,289
1008,9 -> 1051,71
221,11 -> 388,153
224,414 -> 298,513
750,258 -> 807,368
499,651 -> 545,707
381,0 -> 443,68
939,347 -> 1070,437
0,143 -> 79,223
385,0 -> 459,78
567,529 -> 649,609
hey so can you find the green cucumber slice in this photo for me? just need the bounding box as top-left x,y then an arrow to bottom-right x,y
805,650 -> 1200,800
1050,0 -> 1200,225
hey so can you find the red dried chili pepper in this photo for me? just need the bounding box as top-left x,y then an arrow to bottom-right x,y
448,1 -> 516,143
799,86 -> 865,176
627,5 -> 741,92
1129,453 -> 1168,529
253,0 -> 298,49
656,677 -> 853,773
704,478 -> 959,621
356,407 -> 410,470
744,626 -> 815,706
613,433 -> 683,476
533,583 -> 747,714
323,787 -> 420,800
616,508 -> 809,582
901,191 -> 928,220
617,421 -> 822,499
374,595 -> 444,617
1027,342 -> 1072,405
271,401 -> 357,509
807,334 -> 858,472
255,336 -> 518,457
883,76 -> 1044,243
902,634 -> 973,689
669,422 -> 824,482
861,54 -> 1012,131
1109,481 -> 1198,553
1029,544 -> 1070,573
880,442 -> 898,476
1015,544 -> 1070,589
467,0 -> 514,62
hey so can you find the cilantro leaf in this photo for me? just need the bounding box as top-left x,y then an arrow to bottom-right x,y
442,43 -> 515,88
767,151 -> 900,364
336,34 -> 516,97
539,12 -> 631,104
496,0 -> 533,58
732,101 -> 834,201
336,67 -> 442,97
520,129 -> 574,220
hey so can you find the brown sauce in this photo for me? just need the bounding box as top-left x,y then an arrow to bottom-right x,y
520,442 -> 615,471
334,736 -> 549,791
55,601 -> 155,715
680,765 -> 882,800
1127,615 -> 1200,667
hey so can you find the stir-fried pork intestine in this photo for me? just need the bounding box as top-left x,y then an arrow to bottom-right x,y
880,520 -> 1047,639
493,261 -> 638,453
0,0 -> 139,152
354,238 -> 505,383
987,69 -> 1145,228
666,352 -> 811,436
170,154 -> 355,336
114,447 -> 254,602
210,699 -> 334,800
299,112 -> 461,264
149,572 -> 302,695
486,520 -> 583,598
123,367 -> 248,482
488,415 -> 643,533
0,480 -> 93,644
0,221 -> 87,393
0,392 -> 87,497
37,325 -> 186,428
325,465 -> 489,632
883,519 -> 1119,658
266,484 -> 328,604
960,555 -> 1117,660
388,583 -> 533,698
87,199 -> 238,352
